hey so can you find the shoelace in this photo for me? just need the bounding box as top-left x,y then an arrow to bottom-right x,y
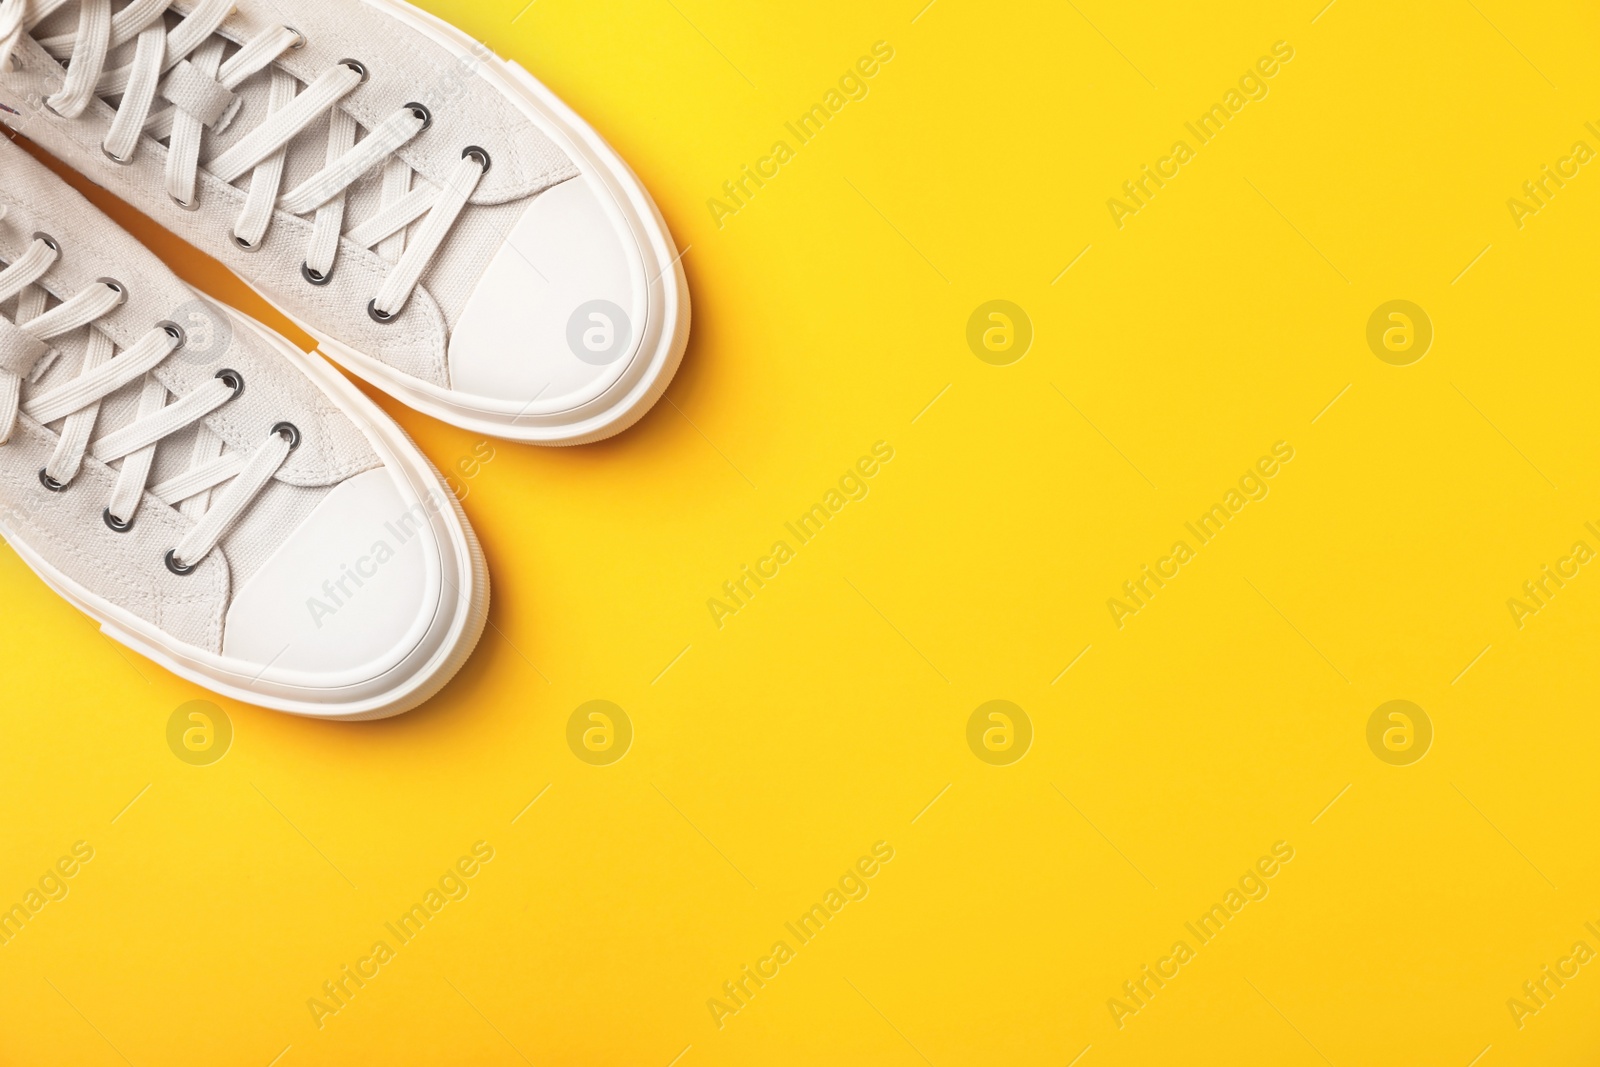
0,226 -> 296,573
0,0 -> 488,320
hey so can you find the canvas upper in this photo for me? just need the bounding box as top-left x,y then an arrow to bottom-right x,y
0,135 -> 486,718
0,0 -> 689,442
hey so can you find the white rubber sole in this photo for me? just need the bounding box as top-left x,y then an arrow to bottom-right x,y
272,0 -> 692,445
1,306 -> 490,720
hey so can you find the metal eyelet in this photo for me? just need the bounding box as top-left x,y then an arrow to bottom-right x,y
367,298 -> 396,324
404,102 -> 432,131
271,421 -> 302,449
101,141 -> 134,166
38,468 -> 68,492
164,549 -> 197,576
97,277 -> 128,305
462,145 -> 491,174
170,190 -> 201,212
215,368 -> 244,399
339,59 -> 369,83
156,319 -> 186,349
284,25 -> 306,49
103,507 -> 133,532
301,261 -> 333,286
31,231 -> 60,253
231,230 -> 262,252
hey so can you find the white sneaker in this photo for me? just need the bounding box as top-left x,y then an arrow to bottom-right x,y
0,0 -> 689,444
0,136 -> 487,718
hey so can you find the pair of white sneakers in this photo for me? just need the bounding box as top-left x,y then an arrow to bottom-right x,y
0,0 -> 690,718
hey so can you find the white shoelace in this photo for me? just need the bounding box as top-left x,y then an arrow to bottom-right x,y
0,0 -> 487,319
0,226 -> 293,572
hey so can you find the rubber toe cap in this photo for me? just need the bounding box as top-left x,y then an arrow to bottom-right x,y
447,173 -> 648,409
221,468 -> 443,684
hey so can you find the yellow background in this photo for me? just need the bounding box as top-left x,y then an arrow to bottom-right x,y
5,0 -> 1600,1063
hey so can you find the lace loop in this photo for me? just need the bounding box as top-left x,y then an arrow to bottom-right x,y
159,56 -> 233,127
0,317 -> 50,377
